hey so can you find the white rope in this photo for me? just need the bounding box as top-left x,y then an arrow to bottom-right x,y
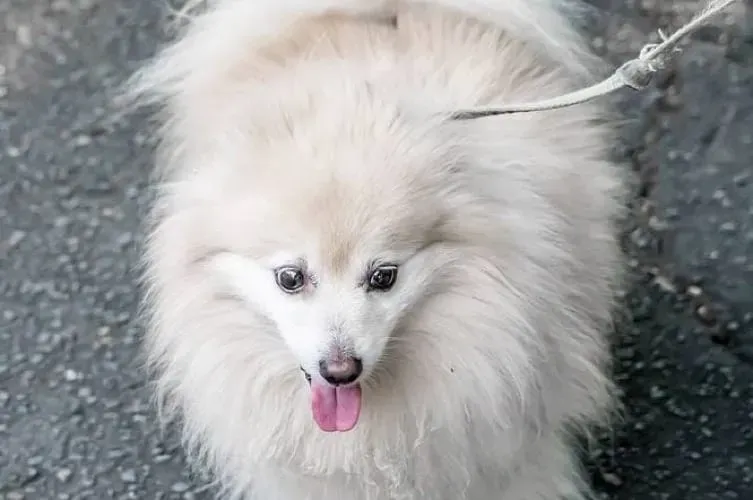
449,0 -> 741,120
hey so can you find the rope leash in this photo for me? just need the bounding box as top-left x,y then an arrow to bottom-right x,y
449,0 -> 742,120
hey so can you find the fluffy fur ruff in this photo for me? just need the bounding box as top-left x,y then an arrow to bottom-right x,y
130,0 -> 627,498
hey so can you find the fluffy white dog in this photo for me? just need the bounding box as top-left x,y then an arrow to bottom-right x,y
130,0 -> 627,498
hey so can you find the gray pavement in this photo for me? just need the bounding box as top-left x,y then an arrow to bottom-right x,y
1,1 -> 752,499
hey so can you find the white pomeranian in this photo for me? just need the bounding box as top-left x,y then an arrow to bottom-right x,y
130,0 -> 627,498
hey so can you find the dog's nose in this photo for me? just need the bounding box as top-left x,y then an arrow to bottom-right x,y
318,356 -> 363,386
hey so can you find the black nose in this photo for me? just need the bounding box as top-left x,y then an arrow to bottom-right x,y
318,357 -> 363,386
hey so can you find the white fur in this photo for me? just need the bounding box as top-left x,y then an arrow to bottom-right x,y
132,0 -> 627,499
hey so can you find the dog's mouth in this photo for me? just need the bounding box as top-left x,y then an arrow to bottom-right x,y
300,367 -> 362,433
300,367 -> 312,384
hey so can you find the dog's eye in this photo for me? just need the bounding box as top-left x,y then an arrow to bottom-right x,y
367,265 -> 398,291
275,267 -> 305,293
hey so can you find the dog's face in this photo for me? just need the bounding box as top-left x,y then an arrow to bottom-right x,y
211,211 -> 442,383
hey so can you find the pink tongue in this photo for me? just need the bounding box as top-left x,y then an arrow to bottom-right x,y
311,381 -> 362,432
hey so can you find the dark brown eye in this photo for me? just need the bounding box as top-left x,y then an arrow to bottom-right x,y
367,265 -> 398,291
275,267 -> 305,293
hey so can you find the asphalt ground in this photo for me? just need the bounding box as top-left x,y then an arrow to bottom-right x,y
1,1 -> 752,499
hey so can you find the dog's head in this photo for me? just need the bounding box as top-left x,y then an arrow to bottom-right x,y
190,85 -> 469,430
209,149 -> 452,386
